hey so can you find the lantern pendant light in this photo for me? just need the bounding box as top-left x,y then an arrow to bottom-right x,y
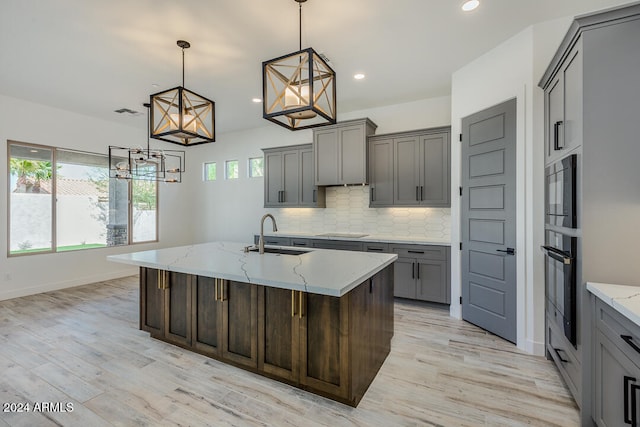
150,40 -> 215,146
262,0 -> 336,130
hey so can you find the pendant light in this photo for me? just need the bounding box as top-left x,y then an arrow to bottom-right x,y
109,104 -> 185,183
150,40 -> 215,145
262,0 -> 336,130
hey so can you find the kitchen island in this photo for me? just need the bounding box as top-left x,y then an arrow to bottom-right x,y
108,241 -> 397,406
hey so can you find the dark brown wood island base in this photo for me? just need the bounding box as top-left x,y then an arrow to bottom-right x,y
139,264 -> 394,407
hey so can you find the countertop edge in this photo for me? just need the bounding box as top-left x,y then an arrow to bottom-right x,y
587,282 -> 640,328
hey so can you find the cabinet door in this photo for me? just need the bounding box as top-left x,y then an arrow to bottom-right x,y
192,276 -> 222,357
562,47 -> 582,156
299,147 -> 317,207
339,124 -> 367,184
314,128 -> 339,185
369,138 -> 394,207
394,136 -> 421,205
164,271 -> 192,346
299,292 -> 349,399
594,330 -> 640,427
281,150 -> 300,206
393,257 -> 416,299
221,280 -> 258,368
140,267 -> 164,337
420,133 -> 450,207
258,287 -> 299,382
546,76 -> 564,164
264,151 -> 283,207
416,259 -> 449,303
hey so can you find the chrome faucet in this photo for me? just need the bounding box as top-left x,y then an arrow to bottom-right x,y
259,214 -> 278,254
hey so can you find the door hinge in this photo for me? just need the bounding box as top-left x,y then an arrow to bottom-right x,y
459,186 -> 463,196
459,133 -> 462,142
459,242 -> 463,250
460,296 -> 462,304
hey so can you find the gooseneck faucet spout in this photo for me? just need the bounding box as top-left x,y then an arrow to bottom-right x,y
259,214 -> 278,254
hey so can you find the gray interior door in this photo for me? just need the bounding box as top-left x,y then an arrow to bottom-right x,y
461,98 -> 517,344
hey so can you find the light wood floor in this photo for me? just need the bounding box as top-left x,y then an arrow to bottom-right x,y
0,276 -> 579,426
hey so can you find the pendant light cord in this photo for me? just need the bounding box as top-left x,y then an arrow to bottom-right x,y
299,1 -> 302,51
182,47 -> 185,87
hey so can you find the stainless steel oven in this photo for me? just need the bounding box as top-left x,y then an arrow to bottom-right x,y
542,230 -> 577,346
545,154 -> 577,228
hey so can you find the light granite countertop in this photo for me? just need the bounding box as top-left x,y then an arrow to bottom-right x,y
587,282 -> 640,328
108,241 -> 397,297
260,231 -> 451,246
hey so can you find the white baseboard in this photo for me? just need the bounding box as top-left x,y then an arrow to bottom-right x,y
0,267 -> 138,302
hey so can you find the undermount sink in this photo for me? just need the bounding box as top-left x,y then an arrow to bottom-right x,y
315,233 -> 369,238
248,247 -> 310,256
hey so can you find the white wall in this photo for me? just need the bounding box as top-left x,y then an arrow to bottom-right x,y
0,95 -> 194,300
450,19 -> 572,355
188,96 -> 452,244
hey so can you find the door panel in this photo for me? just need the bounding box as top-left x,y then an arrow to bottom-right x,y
282,150 -> 299,205
369,138 -> 394,206
264,151 -> 283,206
259,287 -> 299,382
340,125 -> 366,184
394,136 -> 421,205
461,98 -> 517,344
546,78 -> 563,163
222,280 -> 258,368
140,268 -> 164,336
421,133 -> 449,205
416,260 -> 448,304
300,148 -> 315,206
393,258 -> 416,299
164,272 -> 191,346
314,129 -> 338,185
192,276 -> 221,356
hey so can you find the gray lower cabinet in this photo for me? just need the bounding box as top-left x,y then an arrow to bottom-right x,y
368,127 -> 451,208
593,298 -> 640,427
390,244 -> 450,304
263,144 -> 325,208
311,240 -> 363,251
253,236 -> 291,246
313,118 -> 377,186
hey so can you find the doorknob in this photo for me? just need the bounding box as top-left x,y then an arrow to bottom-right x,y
496,248 -> 516,255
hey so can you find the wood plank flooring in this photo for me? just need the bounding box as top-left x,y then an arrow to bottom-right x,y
0,276 -> 579,426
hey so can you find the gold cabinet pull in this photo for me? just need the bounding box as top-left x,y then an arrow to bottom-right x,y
291,290 -> 296,317
157,270 -> 162,290
299,291 -> 304,319
214,278 -> 218,302
220,280 -> 226,301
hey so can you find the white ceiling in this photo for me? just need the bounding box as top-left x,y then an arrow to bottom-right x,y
0,0 -> 631,135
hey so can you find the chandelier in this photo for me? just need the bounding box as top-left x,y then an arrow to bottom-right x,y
109,104 -> 185,183
262,0 -> 336,130
150,40 -> 215,145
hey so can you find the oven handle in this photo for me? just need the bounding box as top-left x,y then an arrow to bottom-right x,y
541,245 -> 573,265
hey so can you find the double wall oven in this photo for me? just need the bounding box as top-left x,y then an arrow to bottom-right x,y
543,154 -> 578,346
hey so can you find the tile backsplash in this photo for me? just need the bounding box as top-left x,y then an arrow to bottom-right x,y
271,186 -> 450,240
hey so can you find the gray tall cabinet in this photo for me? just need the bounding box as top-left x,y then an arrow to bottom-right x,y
539,4 -> 640,425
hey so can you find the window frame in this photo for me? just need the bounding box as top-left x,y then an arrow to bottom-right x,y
7,140 -> 159,257
203,161 -> 217,181
248,156 -> 264,178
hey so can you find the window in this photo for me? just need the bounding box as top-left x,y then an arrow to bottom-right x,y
8,141 -> 158,256
225,160 -> 239,180
249,157 -> 264,178
204,162 -> 217,181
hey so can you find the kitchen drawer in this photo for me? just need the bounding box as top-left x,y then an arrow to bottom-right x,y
290,238 -> 312,247
389,244 -> 447,260
547,315 -> 581,403
596,298 -> 640,363
253,235 -> 291,246
312,240 -> 363,251
363,243 -> 390,253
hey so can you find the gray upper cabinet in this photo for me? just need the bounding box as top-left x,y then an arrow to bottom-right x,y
263,144 -> 325,208
369,127 -> 451,208
544,42 -> 583,165
313,118 -> 377,186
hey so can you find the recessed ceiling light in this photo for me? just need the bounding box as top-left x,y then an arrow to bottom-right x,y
462,0 -> 479,11
354,73 -> 365,80
151,83 -> 160,88
252,98 -> 262,103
